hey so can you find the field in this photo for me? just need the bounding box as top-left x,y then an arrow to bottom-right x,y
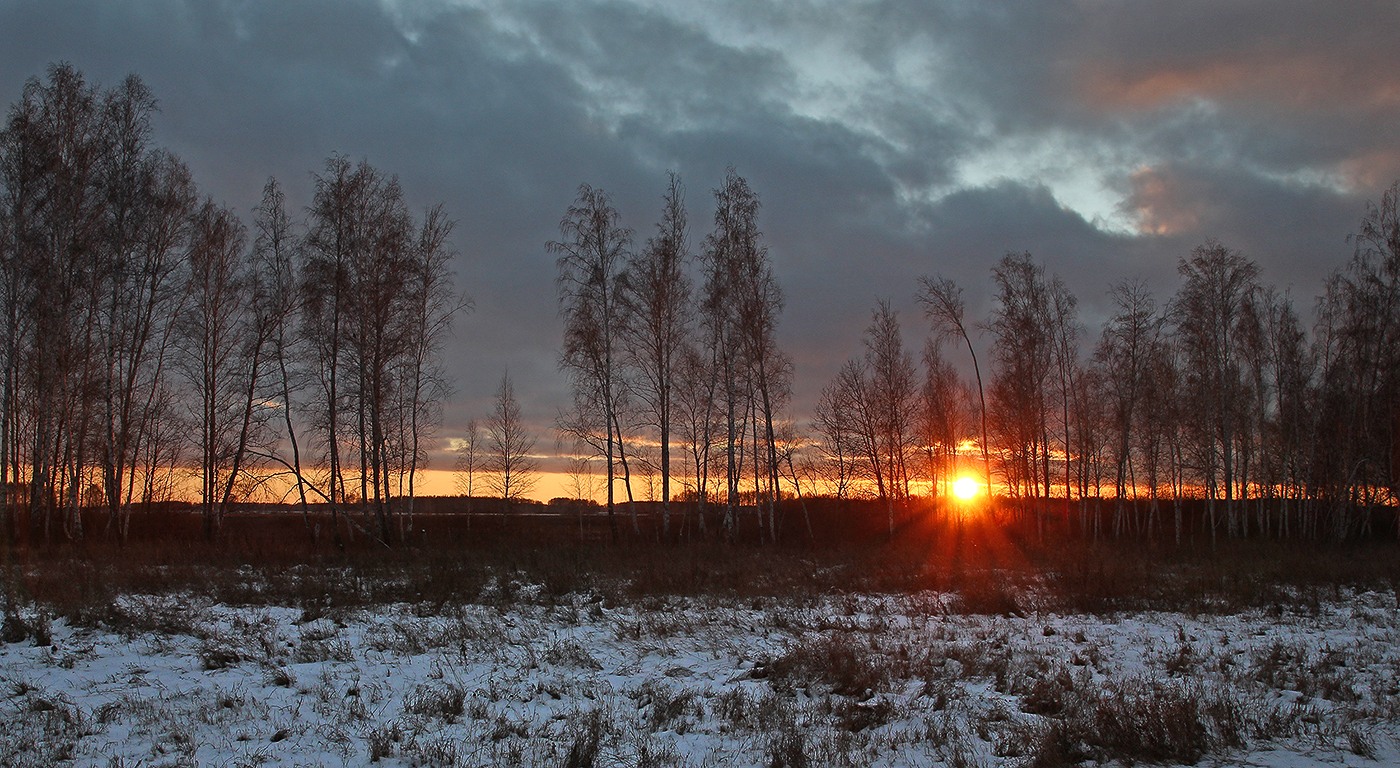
3,503 -> 1400,767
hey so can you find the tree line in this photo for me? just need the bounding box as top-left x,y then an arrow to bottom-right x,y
0,64 -> 465,545
543,172 -> 1399,543
3,64 -> 1394,549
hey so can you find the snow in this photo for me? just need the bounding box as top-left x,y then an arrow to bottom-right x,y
3,585 -> 1398,766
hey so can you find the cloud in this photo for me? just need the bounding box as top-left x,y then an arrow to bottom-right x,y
1123,166 -> 1209,237
1066,1 -> 1400,187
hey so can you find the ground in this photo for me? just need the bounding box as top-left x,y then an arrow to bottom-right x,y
3,574 -> 1398,767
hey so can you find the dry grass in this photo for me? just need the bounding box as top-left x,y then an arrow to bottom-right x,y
2,585 -> 1395,766
3,499 -> 1400,765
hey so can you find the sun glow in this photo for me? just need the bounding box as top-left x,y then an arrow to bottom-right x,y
951,476 -> 980,501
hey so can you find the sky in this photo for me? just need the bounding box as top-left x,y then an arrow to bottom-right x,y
3,0 -> 1398,497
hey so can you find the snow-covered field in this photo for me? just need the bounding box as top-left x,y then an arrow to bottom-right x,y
4,580 -> 1399,767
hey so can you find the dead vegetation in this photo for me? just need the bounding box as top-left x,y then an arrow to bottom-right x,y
2,506 -> 1400,765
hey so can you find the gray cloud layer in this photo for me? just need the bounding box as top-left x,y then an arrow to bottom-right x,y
3,0 -> 1396,459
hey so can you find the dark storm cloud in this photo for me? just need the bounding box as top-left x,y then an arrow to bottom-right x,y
1,0 -> 1395,463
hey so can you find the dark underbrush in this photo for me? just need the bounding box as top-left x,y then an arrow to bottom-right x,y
3,497 -> 1398,624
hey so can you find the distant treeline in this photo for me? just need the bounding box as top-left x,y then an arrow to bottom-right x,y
6,494 -> 1400,560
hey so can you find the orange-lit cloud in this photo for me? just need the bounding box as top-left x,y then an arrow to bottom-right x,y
1121,166 -> 1207,236
1080,52 -> 1400,113
1340,149 -> 1400,193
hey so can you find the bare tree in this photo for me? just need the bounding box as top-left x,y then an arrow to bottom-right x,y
987,252 -> 1056,506
672,343 -> 720,535
618,171 -> 692,540
395,204 -> 468,536
250,177 -> 312,526
564,455 -> 601,503
701,168 -> 788,540
1278,293 -> 1316,535
345,169 -> 415,543
97,87 -> 198,539
300,155 -> 447,544
1347,182 -> 1400,515
865,300 -> 917,515
830,357 -> 880,501
0,66 -> 96,540
918,338 -> 967,501
0,64 -> 195,542
1135,332 -> 1183,542
1172,241 -> 1260,544
0,67 -> 473,551
1047,273 -> 1081,530
917,276 -> 992,500
773,419 -> 816,541
485,371 -> 537,505
1247,287 -> 1313,538
453,418 -> 482,513
1313,182 -> 1400,538
1072,360 -> 1112,535
178,199 -> 253,540
1094,280 -> 1163,533
813,373 -> 859,501
551,184 -> 631,540
300,156 -> 361,543
825,300 -> 918,534
0,120 -> 17,541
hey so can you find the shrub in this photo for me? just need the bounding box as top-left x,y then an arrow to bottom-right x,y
1,609 -> 50,646
1087,679 -> 1212,764
1019,666 -> 1076,716
199,639 -> 244,671
403,683 -> 466,722
833,697 -> 894,732
563,708 -> 607,768
766,726 -> 810,768
637,681 -> 700,733
544,637 -> 603,670
765,632 -> 887,697
364,716 -> 403,761
1015,719 -> 1091,768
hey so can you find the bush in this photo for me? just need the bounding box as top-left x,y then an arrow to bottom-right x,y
833,697 -> 894,732
563,708 -> 608,768
766,726 -> 810,768
1090,679 -> 1211,763
1019,666 -> 1076,716
637,680 -> 701,733
2,610 -> 50,646
765,632 -> 888,697
403,683 -> 466,722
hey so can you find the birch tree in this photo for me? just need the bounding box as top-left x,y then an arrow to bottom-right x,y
251,178 -> 312,524
618,172 -> 692,540
454,418 -> 482,513
178,199 -> 253,540
1172,241 -> 1260,544
1094,280 -> 1162,530
701,168 -> 787,539
917,276 -> 992,500
918,338 -> 967,501
0,64 -> 194,541
551,184 -> 631,540
988,252 -> 1055,503
486,371 -> 537,505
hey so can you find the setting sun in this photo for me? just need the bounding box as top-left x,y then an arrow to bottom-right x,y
952,476 -> 980,501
